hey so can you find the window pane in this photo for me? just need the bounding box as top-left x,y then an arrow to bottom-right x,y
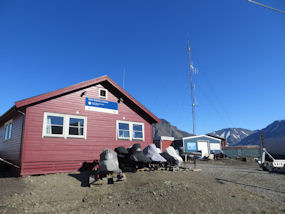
133,131 -> 143,139
100,89 -> 106,97
119,123 -> 129,130
49,125 -> 63,134
8,123 -> 12,139
47,116 -> 64,125
4,125 -> 8,140
119,130 -> 130,138
69,127 -> 84,136
69,118 -> 84,127
133,124 -> 142,131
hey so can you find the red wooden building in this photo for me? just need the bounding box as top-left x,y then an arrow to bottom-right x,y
0,75 -> 160,176
153,136 -> 174,152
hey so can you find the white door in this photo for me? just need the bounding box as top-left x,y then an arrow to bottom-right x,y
197,141 -> 209,157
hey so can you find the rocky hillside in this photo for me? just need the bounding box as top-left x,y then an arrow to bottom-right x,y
153,119 -> 192,139
237,120 -> 285,156
209,128 -> 255,146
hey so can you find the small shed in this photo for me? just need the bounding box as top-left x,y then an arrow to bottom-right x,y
0,75 -> 160,176
153,136 -> 174,152
207,134 -> 226,148
183,135 -> 222,157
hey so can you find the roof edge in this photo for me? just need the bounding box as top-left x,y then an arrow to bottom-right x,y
13,75 -> 160,124
183,134 -> 222,141
0,106 -> 17,125
15,75 -> 109,108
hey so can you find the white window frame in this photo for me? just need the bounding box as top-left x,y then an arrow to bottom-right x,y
99,88 -> 108,99
4,119 -> 13,142
116,121 -> 131,140
42,112 -> 87,139
116,120 -> 145,141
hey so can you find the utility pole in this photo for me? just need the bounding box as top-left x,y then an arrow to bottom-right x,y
188,39 -> 196,135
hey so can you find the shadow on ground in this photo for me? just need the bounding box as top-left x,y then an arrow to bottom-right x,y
69,161 -> 98,187
215,177 -> 285,195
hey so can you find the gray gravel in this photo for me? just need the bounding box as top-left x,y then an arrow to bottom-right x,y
0,159 -> 284,214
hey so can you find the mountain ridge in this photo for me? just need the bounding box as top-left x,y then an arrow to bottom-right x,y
152,119 -> 192,139
209,128 -> 256,146
153,119 -> 285,156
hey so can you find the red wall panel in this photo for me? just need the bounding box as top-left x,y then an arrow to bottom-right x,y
0,114 -> 23,166
161,140 -> 173,152
21,84 -> 154,175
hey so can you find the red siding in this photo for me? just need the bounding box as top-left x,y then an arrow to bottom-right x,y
21,84 -> 153,176
161,140 -> 173,152
0,114 -> 23,166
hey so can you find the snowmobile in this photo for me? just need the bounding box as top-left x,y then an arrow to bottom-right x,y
161,146 -> 183,167
143,144 -> 167,169
95,149 -> 125,183
115,143 -> 152,172
115,146 -> 136,172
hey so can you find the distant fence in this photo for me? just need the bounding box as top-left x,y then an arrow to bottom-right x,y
222,146 -> 260,159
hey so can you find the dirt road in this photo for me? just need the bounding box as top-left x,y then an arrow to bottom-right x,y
0,160 -> 284,214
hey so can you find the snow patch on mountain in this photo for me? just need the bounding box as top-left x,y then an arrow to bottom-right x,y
226,131 -> 231,139
241,130 -> 248,136
220,131 -> 225,138
209,128 -> 255,146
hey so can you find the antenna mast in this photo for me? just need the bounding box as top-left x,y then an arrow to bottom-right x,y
188,39 -> 196,135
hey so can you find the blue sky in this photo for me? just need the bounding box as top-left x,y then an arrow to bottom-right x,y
0,0 -> 284,134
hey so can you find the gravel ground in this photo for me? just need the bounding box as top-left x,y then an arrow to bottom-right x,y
0,159 -> 284,214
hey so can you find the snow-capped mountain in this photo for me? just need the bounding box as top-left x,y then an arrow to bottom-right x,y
209,128 -> 255,146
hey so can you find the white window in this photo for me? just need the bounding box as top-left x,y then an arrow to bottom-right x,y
116,120 -> 144,141
99,88 -> 108,99
42,112 -> 87,139
132,124 -> 143,140
4,120 -> 13,141
118,122 -> 130,140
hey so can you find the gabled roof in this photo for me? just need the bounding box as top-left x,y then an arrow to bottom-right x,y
1,75 -> 160,124
206,134 -> 226,141
183,134 -> 222,142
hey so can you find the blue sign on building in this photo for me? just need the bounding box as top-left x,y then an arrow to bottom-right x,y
85,97 -> 118,114
185,142 -> 197,152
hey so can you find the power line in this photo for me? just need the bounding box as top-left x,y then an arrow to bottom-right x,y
248,0 -> 285,14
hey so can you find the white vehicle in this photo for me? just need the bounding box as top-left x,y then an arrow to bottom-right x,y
257,133 -> 285,172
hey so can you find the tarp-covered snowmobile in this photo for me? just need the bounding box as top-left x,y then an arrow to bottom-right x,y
90,149 -> 125,185
98,149 -> 122,176
143,144 -> 167,163
115,146 -> 134,172
115,143 -> 152,172
161,146 -> 183,166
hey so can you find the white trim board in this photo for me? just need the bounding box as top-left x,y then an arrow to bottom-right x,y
183,135 -> 221,142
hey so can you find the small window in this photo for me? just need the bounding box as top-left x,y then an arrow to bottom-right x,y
133,124 -> 143,140
99,88 -> 107,99
46,116 -> 64,135
4,120 -> 13,141
118,122 -> 130,139
69,118 -> 84,136
116,121 -> 144,141
43,113 -> 87,139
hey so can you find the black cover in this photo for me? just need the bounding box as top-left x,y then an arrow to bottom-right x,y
129,143 -> 152,163
115,146 -> 129,155
161,152 -> 177,165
